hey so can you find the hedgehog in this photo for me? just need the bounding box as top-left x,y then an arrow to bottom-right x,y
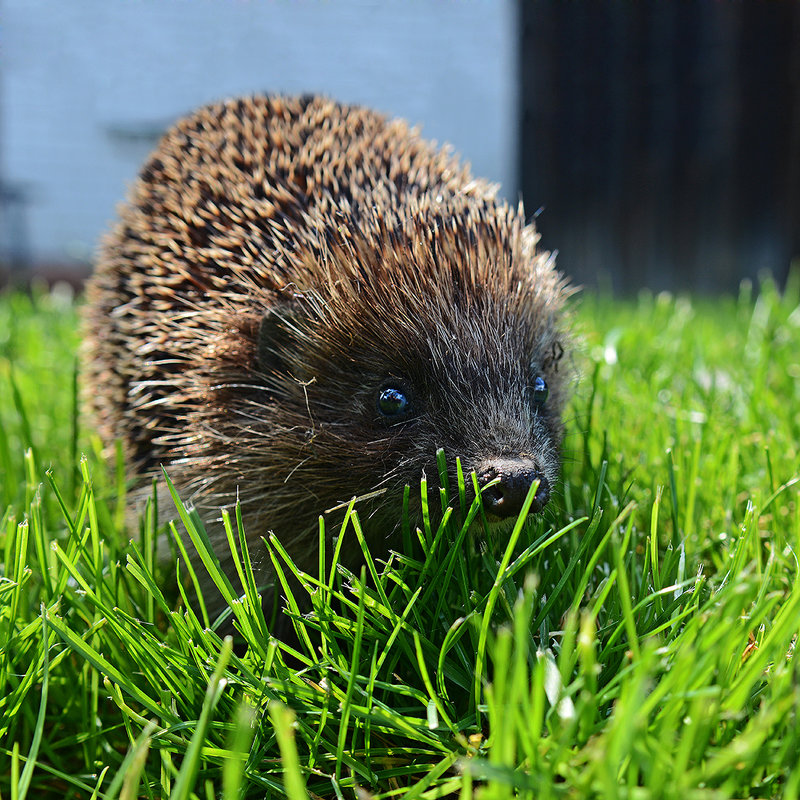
83,94 -> 569,624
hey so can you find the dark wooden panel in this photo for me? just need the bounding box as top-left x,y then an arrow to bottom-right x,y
519,2 -> 800,293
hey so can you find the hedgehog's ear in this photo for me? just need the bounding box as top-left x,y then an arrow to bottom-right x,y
541,340 -> 565,373
255,306 -> 300,375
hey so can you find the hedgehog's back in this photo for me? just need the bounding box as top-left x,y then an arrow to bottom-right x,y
82,94 -> 491,474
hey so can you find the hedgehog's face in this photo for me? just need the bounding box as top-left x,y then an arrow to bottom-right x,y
360,325 -> 564,520
366,364 -> 562,518
255,292 -> 566,529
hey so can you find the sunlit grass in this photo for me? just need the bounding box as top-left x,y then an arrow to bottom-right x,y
1,274 -> 799,798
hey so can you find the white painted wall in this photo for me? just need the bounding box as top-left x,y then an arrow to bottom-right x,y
2,0 -> 518,268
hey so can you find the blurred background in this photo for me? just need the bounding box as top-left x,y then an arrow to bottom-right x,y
1,0 -> 798,293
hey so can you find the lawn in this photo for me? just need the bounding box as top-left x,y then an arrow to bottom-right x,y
1,275 -> 799,799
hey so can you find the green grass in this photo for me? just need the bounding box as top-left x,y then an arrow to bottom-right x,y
1,274 -> 800,799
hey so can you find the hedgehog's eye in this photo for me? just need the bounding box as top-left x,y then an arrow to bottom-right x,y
532,376 -> 549,406
377,385 -> 411,418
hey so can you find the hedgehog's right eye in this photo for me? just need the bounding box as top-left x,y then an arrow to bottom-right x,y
376,385 -> 411,418
532,376 -> 549,406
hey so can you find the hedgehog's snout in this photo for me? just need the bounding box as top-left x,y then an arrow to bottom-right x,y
477,457 -> 551,517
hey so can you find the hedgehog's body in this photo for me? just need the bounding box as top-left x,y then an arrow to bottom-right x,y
84,95 -> 568,621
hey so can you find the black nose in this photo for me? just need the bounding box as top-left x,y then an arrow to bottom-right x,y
478,458 -> 550,518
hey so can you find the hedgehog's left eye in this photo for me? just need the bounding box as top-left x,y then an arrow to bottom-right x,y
532,376 -> 549,406
377,384 -> 411,418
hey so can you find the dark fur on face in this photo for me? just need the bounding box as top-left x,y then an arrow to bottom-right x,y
84,95 -> 570,615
